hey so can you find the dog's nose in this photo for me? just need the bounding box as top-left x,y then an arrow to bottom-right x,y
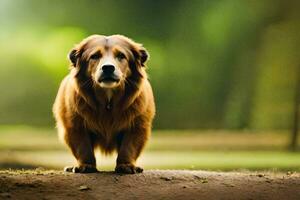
102,65 -> 115,74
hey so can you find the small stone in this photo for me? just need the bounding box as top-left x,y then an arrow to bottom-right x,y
78,185 -> 90,191
286,171 -> 293,176
257,174 -> 265,178
223,183 -> 234,187
201,179 -> 208,184
194,176 -> 208,183
160,177 -> 172,181
193,175 -> 201,180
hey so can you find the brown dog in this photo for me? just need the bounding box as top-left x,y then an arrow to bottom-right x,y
53,35 -> 155,174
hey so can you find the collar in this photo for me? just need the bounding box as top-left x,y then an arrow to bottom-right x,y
106,100 -> 112,110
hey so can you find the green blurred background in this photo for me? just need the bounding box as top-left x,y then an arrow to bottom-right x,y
0,0 -> 299,171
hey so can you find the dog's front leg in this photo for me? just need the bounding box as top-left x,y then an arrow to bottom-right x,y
115,122 -> 150,174
63,125 -> 97,173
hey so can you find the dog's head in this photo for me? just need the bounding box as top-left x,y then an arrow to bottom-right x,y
69,35 -> 149,89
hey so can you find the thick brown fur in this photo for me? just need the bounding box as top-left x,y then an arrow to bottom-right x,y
53,35 -> 155,174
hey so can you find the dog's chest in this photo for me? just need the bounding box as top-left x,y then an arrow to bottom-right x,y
83,108 -> 129,137
78,94 -> 140,138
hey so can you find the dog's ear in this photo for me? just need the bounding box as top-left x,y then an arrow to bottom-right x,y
139,48 -> 149,67
68,48 -> 79,67
132,46 -> 149,67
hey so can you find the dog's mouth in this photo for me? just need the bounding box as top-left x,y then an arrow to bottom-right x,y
98,76 -> 120,83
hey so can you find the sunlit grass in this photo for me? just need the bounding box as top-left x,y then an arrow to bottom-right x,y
0,127 -> 299,171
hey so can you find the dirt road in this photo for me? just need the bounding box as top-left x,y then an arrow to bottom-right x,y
0,170 -> 299,200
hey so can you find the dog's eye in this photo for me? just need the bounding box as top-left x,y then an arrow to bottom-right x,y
116,52 -> 126,61
90,52 -> 101,60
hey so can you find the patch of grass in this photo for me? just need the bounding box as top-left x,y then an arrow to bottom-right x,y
141,151 -> 300,171
149,130 -> 293,151
0,128 -> 295,151
0,127 -> 299,171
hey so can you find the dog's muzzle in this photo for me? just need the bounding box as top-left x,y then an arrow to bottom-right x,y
98,64 -> 120,83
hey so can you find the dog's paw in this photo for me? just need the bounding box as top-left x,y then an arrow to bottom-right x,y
64,165 -> 98,173
115,163 -> 143,174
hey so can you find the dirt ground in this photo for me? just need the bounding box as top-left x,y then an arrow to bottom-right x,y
0,170 -> 299,200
